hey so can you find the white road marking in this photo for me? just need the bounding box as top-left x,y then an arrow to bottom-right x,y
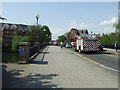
65,48 -> 120,73
99,64 -> 120,72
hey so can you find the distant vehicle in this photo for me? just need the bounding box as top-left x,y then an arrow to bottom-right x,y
58,43 -> 60,46
53,42 -> 58,46
71,42 -> 74,46
65,43 -> 72,48
63,43 -> 66,47
53,42 -> 56,45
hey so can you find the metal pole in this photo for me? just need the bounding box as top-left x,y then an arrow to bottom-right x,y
35,14 -> 39,42
36,17 -> 38,42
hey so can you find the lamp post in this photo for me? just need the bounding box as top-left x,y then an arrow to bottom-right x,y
35,14 -> 39,26
43,29 -> 46,32
35,14 -> 39,41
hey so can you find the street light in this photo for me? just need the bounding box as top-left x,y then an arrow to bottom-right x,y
35,14 -> 39,41
46,34 -> 48,37
35,14 -> 39,26
43,29 -> 46,32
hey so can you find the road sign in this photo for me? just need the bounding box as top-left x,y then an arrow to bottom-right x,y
20,48 -> 26,56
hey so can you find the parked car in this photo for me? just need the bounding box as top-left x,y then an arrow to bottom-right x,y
71,42 -> 74,46
65,43 -> 72,48
63,43 -> 66,47
58,43 -> 60,46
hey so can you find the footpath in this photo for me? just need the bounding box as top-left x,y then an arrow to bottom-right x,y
103,48 -> 120,55
2,46 -> 118,88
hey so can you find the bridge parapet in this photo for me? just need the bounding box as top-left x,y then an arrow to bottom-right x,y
19,42 -> 30,64
19,42 -> 46,64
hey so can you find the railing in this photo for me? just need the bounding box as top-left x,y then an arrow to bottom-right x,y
30,44 -> 46,57
103,44 -> 120,49
40,44 -> 46,50
19,42 -> 46,63
30,46 -> 38,57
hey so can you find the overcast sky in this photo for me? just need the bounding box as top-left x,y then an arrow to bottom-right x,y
0,2 -> 118,40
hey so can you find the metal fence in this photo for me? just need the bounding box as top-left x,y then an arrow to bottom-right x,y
30,46 -> 38,57
40,44 -> 46,50
29,44 -> 46,57
103,44 -> 120,49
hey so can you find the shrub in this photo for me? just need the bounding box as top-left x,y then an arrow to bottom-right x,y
20,35 -> 32,42
12,35 -> 32,52
12,35 -> 22,52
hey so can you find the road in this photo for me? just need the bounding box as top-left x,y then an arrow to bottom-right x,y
2,45 -> 118,88
67,47 -> 119,72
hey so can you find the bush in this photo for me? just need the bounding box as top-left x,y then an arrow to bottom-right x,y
12,35 -> 32,52
12,35 -> 22,52
100,33 -> 120,45
20,35 -> 32,42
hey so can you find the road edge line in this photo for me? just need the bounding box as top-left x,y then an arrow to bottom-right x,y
64,48 -> 100,65
64,48 -> 119,72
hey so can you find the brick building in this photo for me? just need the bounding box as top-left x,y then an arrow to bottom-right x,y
68,28 -> 88,43
0,23 -> 29,47
68,28 -> 79,42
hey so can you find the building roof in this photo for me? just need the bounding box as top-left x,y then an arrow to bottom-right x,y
78,29 -> 88,34
71,28 -> 80,35
0,23 -> 29,32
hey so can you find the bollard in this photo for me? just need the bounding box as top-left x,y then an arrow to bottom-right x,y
34,42 -> 40,52
19,42 -> 30,64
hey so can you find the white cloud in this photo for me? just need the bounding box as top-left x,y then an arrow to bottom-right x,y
50,27 -> 68,40
69,20 -> 77,28
51,17 -> 117,40
79,23 -> 94,29
100,17 -> 117,25
103,27 -> 115,32
79,23 -> 89,29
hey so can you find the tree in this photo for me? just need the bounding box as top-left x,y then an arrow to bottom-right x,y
90,31 -> 93,34
12,35 -> 32,52
28,25 -> 52,44
42,25 -> 52,43
57,35 -> 67,43
113,21 -> 120,44
28,24 -> 42,43
100,33 -> 120,45
113,21 -> 120,33
20,35 -> 32,42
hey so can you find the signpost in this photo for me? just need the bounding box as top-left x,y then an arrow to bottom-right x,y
20,48 -> 26,56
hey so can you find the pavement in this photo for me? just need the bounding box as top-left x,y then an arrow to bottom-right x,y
2,46 -> 118,88
103,48 -> 120,54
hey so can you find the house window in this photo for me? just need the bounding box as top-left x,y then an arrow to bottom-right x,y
5,31 -> 9,34
5,35 -> 8,39
71,32 -> 73,36
5,24 -> 9,29
13,31 -> 17,35
10,35 -> 13,38
13,25 -> 17,30
9,31 -> 12,34
25,28 -> 27,31
20,31 -> 23,35
5,43 -> 8,47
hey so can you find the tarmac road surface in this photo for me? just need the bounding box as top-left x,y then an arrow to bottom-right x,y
67,47 -> 119,72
